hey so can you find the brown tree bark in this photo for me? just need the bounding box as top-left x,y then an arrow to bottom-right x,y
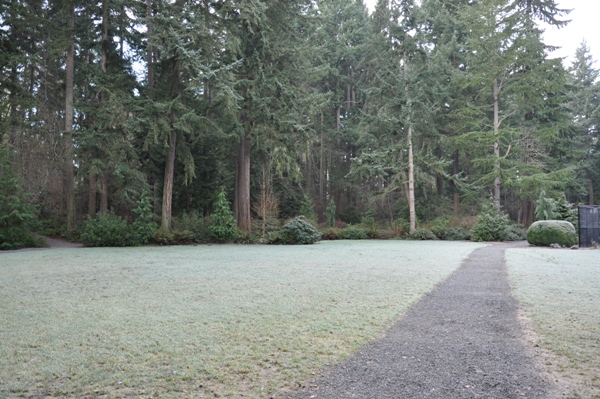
453,150 -> 460,214
100,172 -> 108,213
88,173 -> 97,218
236,133 -> 251,231
161,131 -> 177,229
493,78 -> 501,210
65,4 -> 76,231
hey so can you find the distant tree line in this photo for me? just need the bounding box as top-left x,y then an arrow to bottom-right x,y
1,0 -> 598,239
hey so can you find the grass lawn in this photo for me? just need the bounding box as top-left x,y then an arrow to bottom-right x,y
507,248 -> 600,398
0,240 -> 483,399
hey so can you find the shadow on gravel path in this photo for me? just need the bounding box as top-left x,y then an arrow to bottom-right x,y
284,241 -> 555,399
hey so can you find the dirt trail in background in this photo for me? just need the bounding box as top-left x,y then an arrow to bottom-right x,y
284,241 -> 558,399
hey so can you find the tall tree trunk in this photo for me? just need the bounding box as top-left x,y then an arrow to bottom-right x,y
99,0 -> 109,212
453,150 -> 460,213
407,122 -> 416,234
236,133 -> 251,231
65,4 -> 76,231
88,173 -> 97,218
146,0 -> 154,101
161,131 -> 177,229
100,172 -> 108,213
493,78 -> 501,210
589,176 -> 594,205
404,50 -> 416,234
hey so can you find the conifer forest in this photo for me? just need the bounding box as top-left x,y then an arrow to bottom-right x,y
1,0 -> 599,246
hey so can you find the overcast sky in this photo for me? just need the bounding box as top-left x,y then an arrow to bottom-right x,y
362,0 -> 600,71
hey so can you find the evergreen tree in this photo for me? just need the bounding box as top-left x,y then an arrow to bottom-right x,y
565,41 -> 600,205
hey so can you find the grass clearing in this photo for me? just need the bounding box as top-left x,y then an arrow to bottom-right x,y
507,248 -> 600,398
0,240 -> 483,399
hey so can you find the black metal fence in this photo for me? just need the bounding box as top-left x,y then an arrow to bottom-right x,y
579,206 -> 600,248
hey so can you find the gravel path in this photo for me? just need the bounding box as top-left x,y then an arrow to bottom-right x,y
284,241 -> 554,399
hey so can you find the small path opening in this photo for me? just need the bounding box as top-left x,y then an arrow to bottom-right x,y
285,241 -> 554,399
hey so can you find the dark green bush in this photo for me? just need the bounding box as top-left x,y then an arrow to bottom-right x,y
321,227 -> 341,240
234,230 -> 259,244
278,216 -> 321,245
131,193 -> 158,245
506,225 -> 526,241
0,156 -> 42,250
80,212 -> 132,247
339,206 -> 361,225
410,229 -> 437,240
471,210 -> 511,242
444,227 -> 471,241
208,188 -> 237,243
174,211 -> 212,243
338,225 -> 369,240
527,220 -> 578,247
430,217 -> 450,239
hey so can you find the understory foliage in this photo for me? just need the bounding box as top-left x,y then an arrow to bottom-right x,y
80,195 -> 158,247
277,216 -> 322,245
0,154 -> 41,250
80,212 -> 131,247
471,203 -> 521,242
208,189 -> 237,243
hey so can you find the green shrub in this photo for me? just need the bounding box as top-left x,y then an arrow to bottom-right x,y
208,188 -> 237,243
0,155 -> 41,250
131,193 -> 157,245
410,229 -> 437,240
338,225 -> 369,240
80,212 -> 132,247
471,208 -> 511,242
278,216 -> 321,245
339,206 -> 361,225
321,227 -> 341,240
234,230 -> 259,244
444,227 -> 471,241
153,228 -> 175,245
174,211 -> 212,243
506,225 -> 526,241
527,220 -> 578,247
430,217 -> 450,239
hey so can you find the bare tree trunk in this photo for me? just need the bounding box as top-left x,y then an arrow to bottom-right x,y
404,50 -> 416,234
65,4 -> 76,231
99,0 -> 109,214
493,78 -> 501,210
453,150 -> 460,214
146,0 -> 154,101
161,131 -> 176,229
589,177 -> 594,205
319,114 -> 325,220
88,173 -> 97,218
100,172 -> 108,213
407,122 -> 416,234
236,133 -> 251,231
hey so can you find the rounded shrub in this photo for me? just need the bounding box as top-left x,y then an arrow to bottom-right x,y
279,216 -> 321,245
526,220 -> 577,247
410,229 -> 437,240
444,226 -> 471,241
338,225 -> 368,240
471,211 -> 510,242
80,212 -> 132,247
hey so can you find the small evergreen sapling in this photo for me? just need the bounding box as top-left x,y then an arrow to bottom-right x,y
208,188 -> 237,243
131,193 -> 158,245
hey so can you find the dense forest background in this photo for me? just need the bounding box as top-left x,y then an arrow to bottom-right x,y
1,0 -> 599,244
